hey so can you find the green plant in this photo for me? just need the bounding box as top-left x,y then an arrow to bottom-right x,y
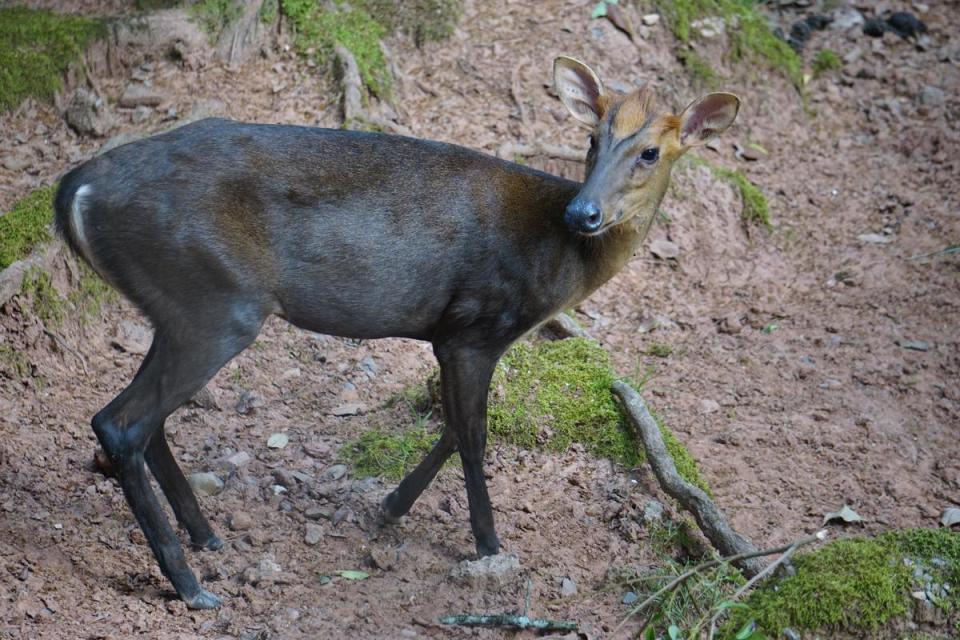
67,260 -> 117,321
0,8 -> 104,112
652,0 -> 801,87
725,528 -> 960,637
812,48 -> 841,75
281,1 -> 391,98
0,343 -> 30,379
677,47 -> 718,88
342,415 -> 438,480
356,0 -> 462,44
646,342 -> 673,358
258,0 -> 278,24
0,184 -> 57,270
21,267 -> 65,327
688,157 -> 770,227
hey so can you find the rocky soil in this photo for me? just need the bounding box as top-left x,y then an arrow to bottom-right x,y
0,0 -> 958,638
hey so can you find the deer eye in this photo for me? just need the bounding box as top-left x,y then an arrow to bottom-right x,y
637,147 -> 659,165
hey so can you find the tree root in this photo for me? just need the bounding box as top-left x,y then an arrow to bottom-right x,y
611,380 -> 767,579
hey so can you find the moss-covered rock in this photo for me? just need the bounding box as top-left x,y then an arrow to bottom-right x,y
726,528 -> 960,638
0,185 -> 57,270
0,7 -> 105,112
688,157 -> 770,227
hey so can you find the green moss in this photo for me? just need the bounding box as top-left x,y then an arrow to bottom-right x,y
356,0 -> 462,44
189,0 -> 243,37
488,338 -> 711,494
653,0 -> 802,87
689,157 -> 770,227
0,185 -> 57,270
0,7 -> 105,112
813,48 -> 842,75
281,1 -> 391,99
0,343 -> 30,379
67,260 -> 117,321
21,268 -> 65,328
341,421 -> 438,481
677,47 -> 718,88
727,528 -> 960,637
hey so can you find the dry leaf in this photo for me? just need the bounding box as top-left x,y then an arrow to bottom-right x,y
605,4 -> 635,39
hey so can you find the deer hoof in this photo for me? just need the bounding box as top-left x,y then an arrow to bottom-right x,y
184,589 -> 222,610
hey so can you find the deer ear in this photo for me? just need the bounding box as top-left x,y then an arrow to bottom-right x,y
554,56 -> 605,126
678,93 -> 740,147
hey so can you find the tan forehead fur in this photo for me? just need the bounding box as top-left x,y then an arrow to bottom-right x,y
608,87 -> 681,142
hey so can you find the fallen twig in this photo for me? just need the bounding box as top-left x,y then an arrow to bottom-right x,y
611,380 -> 766,578
44,329 -> 89,375
616,531 -> 826,637
497,141 -> 586,162
706,531 -> 824,639
439,614 -> 577,632
510,62 -> 532,134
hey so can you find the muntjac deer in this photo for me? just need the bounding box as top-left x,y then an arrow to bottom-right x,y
54,57 -> 739,608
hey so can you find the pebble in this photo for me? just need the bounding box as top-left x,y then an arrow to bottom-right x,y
700,399 -> 721,414
857,233 -> 892,244
897,339 -> 930,352
323,464 -> 348,481
235,391 -> 264,415
267,433 -> 289,449
622,591 -> 638,605
2,153 -> 31,172
304,506 -> 331,520
331,403 -> 364,416
917,86 -> 945,108
370,547 -> 398,570
560,577 -> 578,597
229,511 -> 253,531
451,553 -> 521,587
225,451 -> 252,468
649,239 -> 680,260
641,14 -> 659,26
303,523 -> 324,546
831,7 -> 864,31
188,472 -> 224,496
642,500 -> 665,524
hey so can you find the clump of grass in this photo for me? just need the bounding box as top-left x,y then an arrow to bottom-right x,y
0,7 -> 105,112
0,185 -> 57,270
342,419 -> 438,481
67,260 -> 117,321
356,0 -> 462,45
688,157 -> 770,227
813,48 -> 842,75
281,0 -> 391,99
646,342 -> 673,358
258,0 -> 278,24
677,47 -> 718,88
0,343 -> 30,379
21,267 -> 65,328
725,528 -> 960,637
653,0 -> 801,87
189,0 -> 243,36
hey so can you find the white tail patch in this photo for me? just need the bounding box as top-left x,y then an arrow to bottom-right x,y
69,184 -> 103,273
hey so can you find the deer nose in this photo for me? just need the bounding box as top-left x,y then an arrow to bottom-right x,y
564,199 -> 603,233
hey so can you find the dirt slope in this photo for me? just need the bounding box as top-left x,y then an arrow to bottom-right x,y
0,1 -> 958,638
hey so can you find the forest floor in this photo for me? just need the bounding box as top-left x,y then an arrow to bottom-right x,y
0,0 -> 957,638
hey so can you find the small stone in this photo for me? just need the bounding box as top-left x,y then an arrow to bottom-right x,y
857,233 -> 892,244
897,339 -> 931,352
863,17 -> 886,38
225,451 -> 252,468
267,433 -> 289,449
119,83 -> 165,108
717,312 -> 742,334
451,553 -> 521,588
280,367 -> 301,381
304,506 -> 329,520
700,399 -> 721,414
65,87 -> 113,137
560,577 -> 578,597
831,7 -> 864,31
783,629 -> 801,640
235,390 -> 264,415
917,86 -> 945,108
691,16 -> 724,39
641,14 -> 660,26
190,385 -> 222,411
304,523 -> 324,546
622,591 -> 638,605
642,500 -> 665,524
2,153 -> 31,172
649,239 -> 680,260
331,403 -> 364,416
229,511 -> 253,531
130,105 -> 153,124
323,464 -> 348,481
188,472 -> 224,496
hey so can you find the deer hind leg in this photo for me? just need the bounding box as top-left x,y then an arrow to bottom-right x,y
92,303 -> 262,608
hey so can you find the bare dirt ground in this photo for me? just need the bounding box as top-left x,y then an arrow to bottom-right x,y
0,0 -> 958,638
